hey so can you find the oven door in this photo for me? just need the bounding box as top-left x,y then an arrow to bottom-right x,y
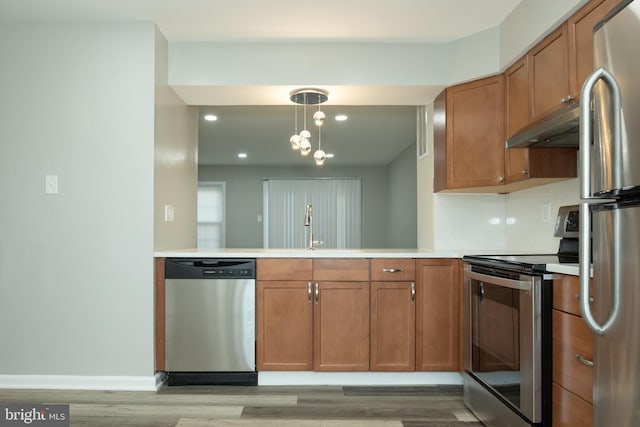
463,263 -> 542,424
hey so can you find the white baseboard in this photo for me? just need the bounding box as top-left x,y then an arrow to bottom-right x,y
0,375 -> 157,391
258,371 -> 463,386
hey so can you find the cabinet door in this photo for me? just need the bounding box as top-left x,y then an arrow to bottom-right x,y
314,281 -> 370,371
370,282 -> 415,371
415,259 -> 460,371
529,24 -> 572,121
505,56 -> 531,139
552,382 -> 593,427
434,76 -> 505,192
568,0 -> 619,98
257,281 -> 313,370
552,310 -> 594,403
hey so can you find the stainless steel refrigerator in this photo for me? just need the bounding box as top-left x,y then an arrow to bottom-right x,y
579,0 -> 640,425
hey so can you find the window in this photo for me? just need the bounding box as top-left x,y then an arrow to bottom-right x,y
263,178 -> 361,249
197,182 -> 225,248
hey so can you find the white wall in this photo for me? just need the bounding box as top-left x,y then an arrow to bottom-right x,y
505,179 -> 580,252
499,0 -> 586,69
0,23 -> 156,384
154,29 -> 199,251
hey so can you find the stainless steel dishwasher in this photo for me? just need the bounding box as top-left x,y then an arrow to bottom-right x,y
164,258 -> 256,386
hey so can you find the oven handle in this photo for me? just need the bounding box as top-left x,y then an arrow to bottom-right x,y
465,269 -> 532,291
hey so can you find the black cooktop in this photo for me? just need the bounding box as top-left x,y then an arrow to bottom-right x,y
463,254 -> 578,274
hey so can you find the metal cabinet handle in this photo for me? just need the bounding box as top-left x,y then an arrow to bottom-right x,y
479,282 -> 485,303
314,282 -> 319,305
575,294 -> 595,303
411,282 -> 415,304
561,95 -> 575,104
521,169 -> 529,175
497,176 -> 504,183
382,268 -> 404,273
576,354 -> 594,367
308,282 -> 312,304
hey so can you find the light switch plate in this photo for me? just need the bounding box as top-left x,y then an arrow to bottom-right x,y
164,204 -> 175,222
542,202 -> 552,223
45,175 -> 58,194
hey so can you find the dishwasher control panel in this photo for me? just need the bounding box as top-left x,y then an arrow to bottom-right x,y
165,258 -> 256,279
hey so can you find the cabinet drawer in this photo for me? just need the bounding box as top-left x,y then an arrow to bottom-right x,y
370,258 -> 415,281
553,274 -> 593,316
257,258 -> 312,281
552,310 -> 594,403
552,382 -> 593,427
313,258 -> 370,281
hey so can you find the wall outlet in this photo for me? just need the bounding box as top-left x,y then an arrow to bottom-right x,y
542,202 -> 552,223
164,204 -> 175,222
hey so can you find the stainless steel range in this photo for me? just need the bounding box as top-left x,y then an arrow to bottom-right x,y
462,206 -> 580,426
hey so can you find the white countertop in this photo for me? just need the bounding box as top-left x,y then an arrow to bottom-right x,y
154,248 -> 473,259
546,263 -> 579,276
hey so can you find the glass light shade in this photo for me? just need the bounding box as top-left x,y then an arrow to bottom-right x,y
290,134 -> 301,150
313,149 -> 326,165
299,138 -> 311,155
299,129 -> 311,139
313,110 -> 326,126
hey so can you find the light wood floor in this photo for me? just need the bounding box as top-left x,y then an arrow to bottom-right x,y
0,385 -> 482,427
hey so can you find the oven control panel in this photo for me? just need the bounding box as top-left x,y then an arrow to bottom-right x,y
554,205 -> 580,238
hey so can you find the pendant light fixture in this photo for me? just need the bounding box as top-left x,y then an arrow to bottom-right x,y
289,88 -> 329,165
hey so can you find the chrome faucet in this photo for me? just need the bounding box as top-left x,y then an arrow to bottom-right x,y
304,202 -> 314,250
304,202 -> 322,250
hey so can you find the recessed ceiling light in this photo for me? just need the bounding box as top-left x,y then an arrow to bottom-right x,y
335,114 -> 348,122
325,153 -> 335,158
237,153 -> 247,158
204,114 -> 218,121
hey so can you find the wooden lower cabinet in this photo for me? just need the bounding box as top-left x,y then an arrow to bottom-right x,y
552,382 -> 593,427
370,282 -> 416,371
257,281 -> 313,370
415,259 -> 461,371
552,274 -> 594,426
314,281 -> 370,371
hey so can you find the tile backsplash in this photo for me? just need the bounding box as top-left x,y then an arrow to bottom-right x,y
432,179 -> 579,252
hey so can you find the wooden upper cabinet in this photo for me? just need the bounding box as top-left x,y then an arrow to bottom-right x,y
434,75 -> 505,192
568,0 -> 619,99
529,23 -> 572,122
505,56 -> 531,139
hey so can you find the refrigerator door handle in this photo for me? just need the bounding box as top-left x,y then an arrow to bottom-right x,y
580,203 -> 621,335
579,66 -> 622,198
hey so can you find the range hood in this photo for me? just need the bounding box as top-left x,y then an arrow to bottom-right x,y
506,103 -> 581,148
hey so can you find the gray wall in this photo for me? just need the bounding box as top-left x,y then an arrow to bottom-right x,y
0,23 -> 156,378
198,164 -> 407,248
388,144 -> 418,248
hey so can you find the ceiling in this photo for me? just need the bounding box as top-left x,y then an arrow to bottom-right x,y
1,0 -> 523,166
199,105 -> 417,166
1,0 -> 523,43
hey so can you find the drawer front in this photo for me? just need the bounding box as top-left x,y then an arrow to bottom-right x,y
553,274 -> 594,316
370,258 -> 416,281
313,258 -> 370,282
552,310 -> 594,403
552,382 -> 593,427
257,258 -> 312,281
